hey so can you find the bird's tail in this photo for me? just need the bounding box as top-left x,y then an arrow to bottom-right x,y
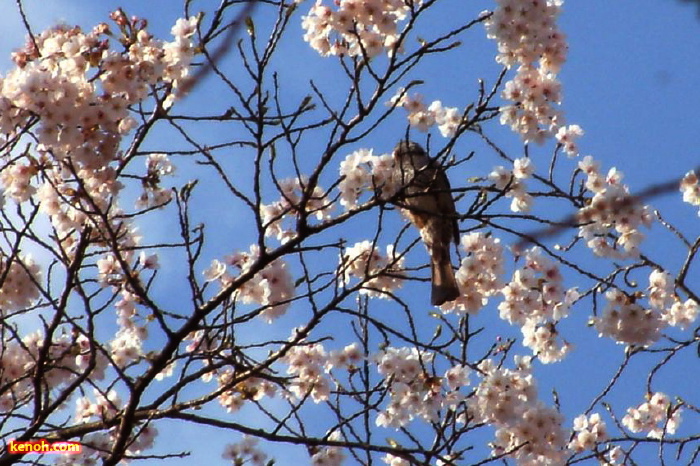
430,255 -> 460,306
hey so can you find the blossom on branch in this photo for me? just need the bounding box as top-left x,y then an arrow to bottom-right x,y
488,157 -> 535,212
388,90 -> 464,136
440,232 -> 505,314
485,0 -> 574,143
577,156 -> 654,258
498,247 -> 577,363
469,357 -> 568,464
0,253 -> 41,313
569,413 -> 608,453
204,244 -> 295,323
283,340 -> 364,404
260,175 -> 333,243
593,269 -> 698,347
680,170 -> 700,214
301,0 -> 417,57
222,435 -> 269,466
622,392 -> 682,439
338,148 -> 400,209
339,240 -> 404,298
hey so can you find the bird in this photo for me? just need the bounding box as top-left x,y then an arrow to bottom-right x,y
392,140 -> 460,306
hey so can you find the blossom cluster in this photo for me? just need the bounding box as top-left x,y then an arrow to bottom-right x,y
389,90 -> 463,137
663,297 -> 699,329
135,153 -> 176,209
62,387 -> 156,463
484,0 -> 569,141
339,240 -> 404,297
592,289 -> 664,347
338,148 -> 399,209
184,329 -> 218,358
260,176 -> 332,243
301,0 -> 415,57
180,330 -> 226,382
0,162 -> 37,203
0,13 -> 196,324
67,426 -> 157,465
555,124 -> 584,157
0,331 -> 107,413
171,335 -> 274,411
498,67 -> 564,143
75,389 -> 123,422
382,454 -> 410,466
469,357 -> 568,464
375,347 -> 470,428
499,247 -> 578,363
680,170 -> 700,214
593,270 -> 698,347
222,435 -> 269,466
2,14 -> 196,189
283,341 -> 363,403
0,253 -> 41,313
204,244 -> 295,322
384,454 -> 458,466
622,392 -> 682,439
488,156 -> 535,212
106,280 -> 155,368
648,269 -> 675,310
484,0 -> 567,71
74,334 -> 109,380
0,331 -> 67,413
577,156 -> 654,258
217,370 -> 277,413
110,328 -> 145,370
92,279 -> 150,369
441,232 -> 505,314
310,431 -> 345,466
55,432 -> 116,466
568,413 -> 608,452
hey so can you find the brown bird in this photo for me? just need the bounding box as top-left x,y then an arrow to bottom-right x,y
392,141 -> 460,306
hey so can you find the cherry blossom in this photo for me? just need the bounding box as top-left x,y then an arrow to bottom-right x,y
0,253 -> 41,313
469,357 -> 568,464
388,90 -> 464,136
260,176 -> 333,243
0,3 -> 697,466
442,232 -> 505,314
338,148 -> 399,209
622,392 -> 682,439
576,156 -> 654,258
374,347 -> 467,429
592,289 -> 665,347
301,0 -> 415,58
222,435 -> 269,466
680,170 -> 700,214
339,240 -> 404,297
311,432 -> 345,466
488,159 -> 534,212
498,247 -> 577,362
485,0 -> 573,142
569,413 -> 608,452
382,454 -> 410,466
205,244 -> 295,322
555,124 -> 584,156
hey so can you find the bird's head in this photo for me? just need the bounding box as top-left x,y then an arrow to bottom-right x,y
393,141 -> 430,175
393,140 -> 426,161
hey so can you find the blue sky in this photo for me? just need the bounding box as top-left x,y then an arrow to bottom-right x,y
1,0 -> 699,464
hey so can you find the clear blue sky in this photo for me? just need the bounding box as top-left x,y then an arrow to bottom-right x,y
1,1 -> 698,464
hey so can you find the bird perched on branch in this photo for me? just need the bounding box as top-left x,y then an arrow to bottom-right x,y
392,141 -> 460,306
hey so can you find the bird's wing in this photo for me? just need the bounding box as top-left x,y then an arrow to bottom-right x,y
433,165 -> 460,245
416,160 -> 459,245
